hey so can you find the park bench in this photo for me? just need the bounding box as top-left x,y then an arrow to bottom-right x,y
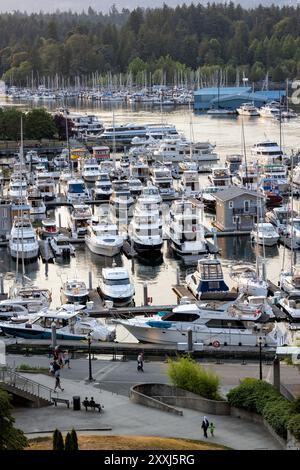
52,397 -> 70,408
82,399 -> 104,413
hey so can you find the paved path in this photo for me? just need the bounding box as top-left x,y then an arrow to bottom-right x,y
12,373 -> 282,450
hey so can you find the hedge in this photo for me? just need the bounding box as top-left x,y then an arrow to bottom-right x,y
262,399 -> 292,439
227,378 -> 282,414
288,415 -> 300,440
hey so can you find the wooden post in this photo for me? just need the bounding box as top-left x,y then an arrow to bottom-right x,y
187,328 -> 193,352
143,283 -> 148,307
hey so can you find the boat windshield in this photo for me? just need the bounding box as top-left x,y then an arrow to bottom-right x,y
161,311 -> 200,322
104,278 -> 130,285
69,183 -> 85,193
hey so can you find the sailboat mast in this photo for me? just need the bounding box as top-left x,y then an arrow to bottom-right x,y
20,116 -> 25,286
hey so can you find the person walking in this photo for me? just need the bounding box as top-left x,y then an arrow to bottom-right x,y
53,360 -> 64,392
209,422 -> 215,437
201,416 -> 209,438
137,353 -> 144,372
63,350 -> 71,369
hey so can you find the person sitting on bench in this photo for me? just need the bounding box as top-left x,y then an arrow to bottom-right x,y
89,397 -> 96,409
82,397 -> 90,411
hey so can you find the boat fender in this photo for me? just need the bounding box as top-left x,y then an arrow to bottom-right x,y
212,340 -> 220,348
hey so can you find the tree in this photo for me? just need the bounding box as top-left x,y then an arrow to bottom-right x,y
70,428 -> 79,450
52,429 -> 64,451
24,109 -> 57,140
64,432 -> 72,450
0,388 -> 28,450
0,108 -> 23,140
53,113 -> 73,141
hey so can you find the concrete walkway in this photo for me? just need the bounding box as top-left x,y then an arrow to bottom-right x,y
12,373 -> 282,450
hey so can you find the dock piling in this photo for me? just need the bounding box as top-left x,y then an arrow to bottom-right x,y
143,283 -> 148,307
88,271 -> 93,290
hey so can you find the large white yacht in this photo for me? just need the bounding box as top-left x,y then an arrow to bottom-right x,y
69,204 -> 92,239
259,102 -> 280,118
99,267 -> 135,306
109,180 -> 135,220
92,173 -> 112,200
259,163 -> 289,194
165,200 -> 207,256
82,159 -> 100,182
8,176 -> 28,200
65,178 -> 89,203
113,302 -> 285,346
150,166 -> 176,200
9,217 -> 39,260
130,160 -> 150,183
128,198 -> 163,255
27,188 -> 46,215
85,216 -> 123,257
251,140 -> 287,164
152,139 -> 219,168
237,103 -> 260,116
35,174 -> 56,200
178,170 -> 200,196
208,166 -> 232,188
101,123 -> 177,147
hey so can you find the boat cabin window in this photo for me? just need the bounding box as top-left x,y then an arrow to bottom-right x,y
206,319 -> 246,329
162,312 -> 200,322
69,183 -> 85,193
103,278 -> 130,286
199,263 -> 223,280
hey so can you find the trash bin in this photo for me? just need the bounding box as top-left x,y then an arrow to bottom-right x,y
73,396 -> 81,411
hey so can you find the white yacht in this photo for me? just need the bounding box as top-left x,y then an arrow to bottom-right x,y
230,265 -> 268,297
67,112 -> 104,138
142,185 -> 162,204
259,102 -> 281,118
280,270 -> 300,297
128,178 -> 143,197
178,170 -> 200,196
265,206 -> 297,235
165,200 -> 207,256
250,223 -> 279,246
39,219 -> 59,239
109,180 -> 134,220
85,216 -> 123,257
101,123 -> 177,147
113,302 -> 284,346
35,175 -> 56,200
99,267 -> 135,306
128,198 -> 163,255
186,258 -> 229,300
82,159 -> 100,182
50,234 -> 75,258
259,163 -> 289,194
130,160 -> 150,183
69,204 -> 92,239
208,166 -> 232,187
61,280 -> 89,304
251,140 -> 287,164
283,218 -> 300,247
150,166 -> 176,200
292,163 -> 300,187
25,150 -> 41,165
9,217 -> 39,260
237,103 -> 260,116
92,173 -> 112,200
152,139 -> 219,168
232,163 -> 259,190
65,178 -> 89,203
10,285 -> 52,311
8,177 -> 28,200
27,188 -> 46,215
225,155 -> 243,175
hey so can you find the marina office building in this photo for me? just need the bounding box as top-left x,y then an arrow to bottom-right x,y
194,86 -> 286,111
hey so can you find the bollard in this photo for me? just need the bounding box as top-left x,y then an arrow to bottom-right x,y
143,283 -> 148,307
51,322 -> 57,348
187,328 -> 193,352
88,271 -> 93,290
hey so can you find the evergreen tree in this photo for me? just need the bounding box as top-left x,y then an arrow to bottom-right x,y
70,429 -> 79,451
64,432 -> 72,451
52,429 -> 64,451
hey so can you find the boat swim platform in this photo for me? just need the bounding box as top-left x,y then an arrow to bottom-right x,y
4,338 -> 277,360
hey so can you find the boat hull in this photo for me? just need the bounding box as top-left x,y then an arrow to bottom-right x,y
85,238 -> 122,257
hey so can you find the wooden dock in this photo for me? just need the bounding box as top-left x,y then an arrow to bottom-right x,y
172,285 -> 196,302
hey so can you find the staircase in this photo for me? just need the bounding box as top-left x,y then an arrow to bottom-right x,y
0,368 -> 54,407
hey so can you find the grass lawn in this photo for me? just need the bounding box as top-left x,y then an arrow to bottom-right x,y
27,435 -> 229,450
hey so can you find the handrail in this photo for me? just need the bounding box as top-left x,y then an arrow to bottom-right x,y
0,367 -> 54,402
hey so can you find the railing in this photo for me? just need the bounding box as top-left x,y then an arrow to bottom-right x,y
232,207 -> 257,215
0,368 -> 54,402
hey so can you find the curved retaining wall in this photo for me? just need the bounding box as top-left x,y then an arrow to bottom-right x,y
130,383 -> 230,416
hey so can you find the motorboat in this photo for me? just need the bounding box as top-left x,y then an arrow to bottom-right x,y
250,223 -> 279,246
69,204 -> 92,239
128,178 -> 143,197
112,302 -> 285,346
265,206 -> 297,235
283,218 -> 300,247
178,170 -> 200,196
82,159 -> 100,182
225,155 -> 243,175
109,180 -> 134,220
85,216 -> 123,257
165,200 -> 208,256
178,161 -> 198,173
259,163 -> 289,194
0,301 -> 30,322
199,186 -> 220,211
130,160 -> 150,183
61,280 -> 89,304
278,296 -> 300,321
92,173 -> 112,201
141,185 -> 162,204
232,163 -> 259,190
10,284 -> 52,309
35,175 -> 56,200
207,108 -> 237,116
0,310 -> 115,342
99,267 -> 135,306
67,112 -> 104,138
150,166 -> 176,200
186,257 -> 229,300
50,234 -> 75,258
8,176 -> 28,200
27,188 -> 46,215
152,138 -> 219,166
25,150 -> 41,165
251,140 -> 288,164
208,166 -> 232,187
237,103 -> 260,116
9,217 -> 39,261
128,198 -> 163,255
230,264 -> 268,297
65,178 -> 89,203
39,218 -> 59,239
259,102 -> 281,118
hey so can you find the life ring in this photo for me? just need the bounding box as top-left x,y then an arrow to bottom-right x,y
254,309 -> 262,317
212,340 -> 221,348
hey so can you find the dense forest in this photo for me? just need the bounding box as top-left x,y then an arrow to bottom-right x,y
1,3 -> 300,86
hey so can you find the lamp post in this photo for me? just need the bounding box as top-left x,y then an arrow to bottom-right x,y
257,336 -> 263,380
87,332 -> 93,381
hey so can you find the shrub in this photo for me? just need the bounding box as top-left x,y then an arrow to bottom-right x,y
290,396 -> 300,415
262,399 -> 292,439
52,429 -> 64,450
288,414 -> 300,440
0,387 -> 28,450
64,432 -> 72,451
70,429 -> 79,450
167,356 -> 220,400
227,378 -> 282,414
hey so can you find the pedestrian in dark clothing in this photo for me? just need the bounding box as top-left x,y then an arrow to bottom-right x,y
53,360 -> 64,392
201,416 -> 209,438
137,353 -> 144,372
